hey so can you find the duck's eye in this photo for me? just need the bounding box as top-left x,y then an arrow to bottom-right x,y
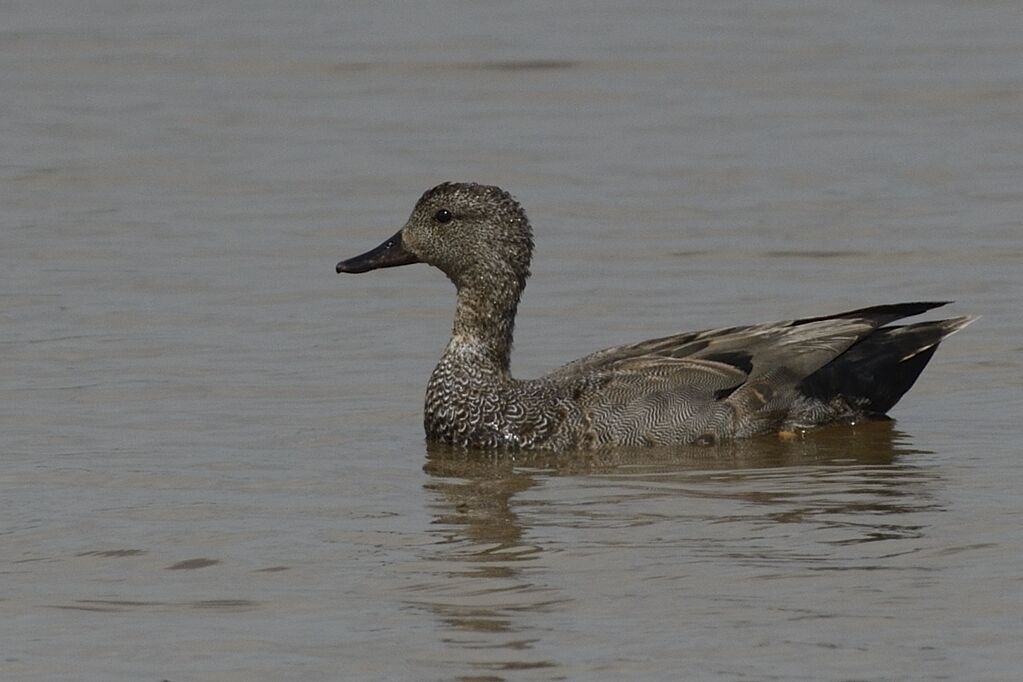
434,209 -> 453,224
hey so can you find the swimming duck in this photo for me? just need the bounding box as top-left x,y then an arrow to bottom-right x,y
336,182 -> 973,450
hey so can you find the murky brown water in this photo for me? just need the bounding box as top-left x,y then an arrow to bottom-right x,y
3,2 -> 1022,680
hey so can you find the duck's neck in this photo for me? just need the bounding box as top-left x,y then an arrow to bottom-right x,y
447,272 -> 523,377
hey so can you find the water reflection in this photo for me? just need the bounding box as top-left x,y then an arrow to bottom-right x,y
409,451 -> 559,676
412,421 -> 941,678
424,419 -> 921,478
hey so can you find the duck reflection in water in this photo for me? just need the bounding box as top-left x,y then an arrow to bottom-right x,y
409,421 -> 942,675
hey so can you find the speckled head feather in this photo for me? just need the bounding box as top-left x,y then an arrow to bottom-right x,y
402,182 -> 533,292
336,183 -> 974,451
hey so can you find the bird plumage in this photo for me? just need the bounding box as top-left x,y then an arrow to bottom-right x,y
336,183 -> 973,450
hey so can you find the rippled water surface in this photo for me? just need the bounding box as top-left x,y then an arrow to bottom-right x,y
3,2 -> 1022,680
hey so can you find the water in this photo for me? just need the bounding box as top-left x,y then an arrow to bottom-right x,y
3,1 -> 1022,680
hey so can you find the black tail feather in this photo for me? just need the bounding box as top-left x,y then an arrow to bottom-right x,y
798,316 -> 973,416
795,301 -> 952,328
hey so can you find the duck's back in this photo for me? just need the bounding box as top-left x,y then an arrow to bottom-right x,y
539,302 -> 973,448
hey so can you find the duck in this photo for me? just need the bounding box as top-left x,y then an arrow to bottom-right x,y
336,182 -> 973,450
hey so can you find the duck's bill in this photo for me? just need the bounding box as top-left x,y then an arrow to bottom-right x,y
336,231 -> 420,274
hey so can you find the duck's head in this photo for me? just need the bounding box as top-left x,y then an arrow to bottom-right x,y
336,182 -> 534,291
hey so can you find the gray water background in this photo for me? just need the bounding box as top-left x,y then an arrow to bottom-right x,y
3,2 -> 1022,680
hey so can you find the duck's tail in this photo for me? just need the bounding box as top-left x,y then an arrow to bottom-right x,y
792,314 -> 976,424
